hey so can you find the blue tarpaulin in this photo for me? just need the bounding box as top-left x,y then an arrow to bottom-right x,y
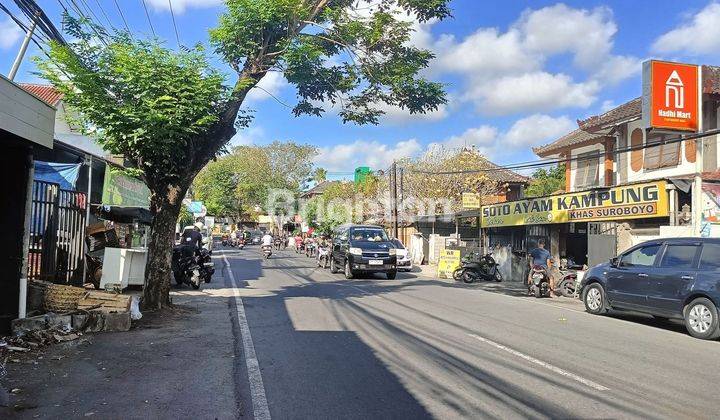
34,161 -> 81,191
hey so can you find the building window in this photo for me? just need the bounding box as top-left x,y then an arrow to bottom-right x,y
575,151 -> 599,189
644,133 -> 679,170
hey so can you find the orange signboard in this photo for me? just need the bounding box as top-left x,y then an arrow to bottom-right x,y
643,60 -> 699,131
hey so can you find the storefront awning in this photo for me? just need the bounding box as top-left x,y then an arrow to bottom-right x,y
92,205 -> 153,225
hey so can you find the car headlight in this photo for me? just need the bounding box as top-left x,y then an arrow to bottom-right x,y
389,248 -> 396,256
349,247 -> 362,256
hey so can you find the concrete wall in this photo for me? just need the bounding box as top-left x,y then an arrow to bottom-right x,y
0,76 -> 55,148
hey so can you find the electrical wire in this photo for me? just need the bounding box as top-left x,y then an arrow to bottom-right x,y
92,0 -> 115,30
167,0 -> 180,46
140,0 -> 156,37
406,128 -> 720,175
111,0 -> 130,33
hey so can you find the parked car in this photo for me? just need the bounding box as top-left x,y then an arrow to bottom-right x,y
329,224 -> 398,279
391,239 -> 412,272
579,238 -> 720,340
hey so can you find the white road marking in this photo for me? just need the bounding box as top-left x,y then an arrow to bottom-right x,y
468,333 -> 610,392
222,251 -> 271,420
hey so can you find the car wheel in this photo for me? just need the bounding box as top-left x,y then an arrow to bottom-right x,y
344,260 -> 354,279
330,257 -> 338,273
684,298 -> 720,340
386,270 -> 397,280
583,283 -> 607,314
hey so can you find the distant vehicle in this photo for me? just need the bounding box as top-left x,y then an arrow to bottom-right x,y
330,224 -> 397,280
391,239 -> 412,272
580,238 -> 720,340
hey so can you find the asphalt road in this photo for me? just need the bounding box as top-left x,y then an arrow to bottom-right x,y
222,246 -> 720,419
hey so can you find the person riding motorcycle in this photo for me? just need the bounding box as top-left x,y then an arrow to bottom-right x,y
528,238 -> 554,296
181,224 -> 204,250
261,232 -> 274,247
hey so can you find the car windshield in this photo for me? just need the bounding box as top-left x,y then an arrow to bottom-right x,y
391,239 -> 405,249
351,228 -> 388,242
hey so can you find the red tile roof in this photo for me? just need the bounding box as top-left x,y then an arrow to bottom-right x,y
703,171 -> 720,181
19,83 -> 63,106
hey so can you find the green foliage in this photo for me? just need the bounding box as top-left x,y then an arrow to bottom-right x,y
193,141 -> 317,218
36,19 -> 229,187
210,0 -> 450,124
312,168 -> 327,183
525,164 -> 566,197
178,206 -> 195,227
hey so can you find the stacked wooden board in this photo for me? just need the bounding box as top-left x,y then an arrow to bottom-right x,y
77,291 -> 131,313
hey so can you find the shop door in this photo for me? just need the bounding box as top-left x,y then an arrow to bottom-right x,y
587,222 -> 617,267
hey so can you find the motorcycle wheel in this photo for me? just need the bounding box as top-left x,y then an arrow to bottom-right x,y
534,286 -> 541,298
462,271 -> 475,284
494,271 -> 502,282
323,259 -> 328,269
558,279 -> 576,297
452,268 -> 464,281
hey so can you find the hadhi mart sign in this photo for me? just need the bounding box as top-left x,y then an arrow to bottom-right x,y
481,181 -> 669,228
642,60 -> 700,132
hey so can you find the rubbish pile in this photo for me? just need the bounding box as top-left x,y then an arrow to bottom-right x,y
2,283 -> 142,355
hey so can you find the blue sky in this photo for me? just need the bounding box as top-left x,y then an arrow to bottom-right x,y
1,0 -> 719,178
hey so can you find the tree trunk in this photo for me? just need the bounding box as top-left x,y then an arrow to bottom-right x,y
141,183 -> 186,310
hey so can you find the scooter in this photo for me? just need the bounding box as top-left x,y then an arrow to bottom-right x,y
237,238 -> 245,250
172,245 -> 214,289
453,252 -> 502,283
306,241 -> 317,258
316,244 -> 330,269
221,234 -> 229,246
528,265 -> 551,298
262,245 -> 273,259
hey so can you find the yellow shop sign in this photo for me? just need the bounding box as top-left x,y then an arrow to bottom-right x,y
481,181 -> 669,228
437,250 -> 461,279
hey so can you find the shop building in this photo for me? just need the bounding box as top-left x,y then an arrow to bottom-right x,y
0,75 -> 55,332
481,61 -> 720,281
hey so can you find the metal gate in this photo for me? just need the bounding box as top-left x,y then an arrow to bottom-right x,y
587,222 -> 617,267
27,180 -> 87,284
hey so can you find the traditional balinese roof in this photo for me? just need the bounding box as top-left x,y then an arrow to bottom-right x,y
299,180 -> 336,198
577,97 -> 642,132
533,128 -> 609,158
19,83 -> 63,107
702,171 -> 720,182
702,65 -> 720,95
483,160 -> 530,184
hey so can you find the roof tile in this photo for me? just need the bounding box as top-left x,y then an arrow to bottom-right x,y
19,83 -> 63,106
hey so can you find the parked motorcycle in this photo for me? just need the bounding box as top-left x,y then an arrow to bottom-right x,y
453,252 -> 502,283
172,245 -> 214,289
295,241 -> 305,254
528,265 -> 551,298
221,234 -> 229,246
305,241 -> 316,258
262,245 -> 273,259
556,258 -> 587,298
237,238 -> 245,250
316,244 -> 330,269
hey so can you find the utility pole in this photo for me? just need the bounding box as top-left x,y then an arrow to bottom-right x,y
8,13 -> 39,81
390,161 -> 399,239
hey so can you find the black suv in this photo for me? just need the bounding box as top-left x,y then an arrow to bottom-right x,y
580,237 -> 720,340
330,224 -> 398,279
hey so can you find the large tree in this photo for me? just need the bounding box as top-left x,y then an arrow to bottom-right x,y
39,0 -> 449,309
525,164 -> 566,197
193,141 -> 317,218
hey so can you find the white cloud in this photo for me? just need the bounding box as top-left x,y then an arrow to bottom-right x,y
431,125 -> 498,151
652,3 -> 720,55
435,28 -> 539,78
516,4 -> 616,69
146,0 -> 222,13
230,125 -> 265,146
470,72 -> 599,115
502,114 -> 575,147
314,139 -> 423,172
0,18 -> 22,50
245,72 -> 288,103
376,101 -> 450,124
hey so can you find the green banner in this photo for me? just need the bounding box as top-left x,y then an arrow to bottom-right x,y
101,168 -> 150,207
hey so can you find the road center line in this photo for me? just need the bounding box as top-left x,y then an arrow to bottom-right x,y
468,333 -> 609,392
222,251 -> 271,420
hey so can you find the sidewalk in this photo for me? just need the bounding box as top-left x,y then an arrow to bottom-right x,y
1,268 -> 240,419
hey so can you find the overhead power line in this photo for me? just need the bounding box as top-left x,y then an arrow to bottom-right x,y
167,0 -> 180,46
140,0 -> 156,37
112,0 -> 130,33
407,128 -> 720,175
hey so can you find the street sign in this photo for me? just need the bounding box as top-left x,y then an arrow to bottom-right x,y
437,250 -> 461,279
462,192 -> 481,209
642,60 -> 700,132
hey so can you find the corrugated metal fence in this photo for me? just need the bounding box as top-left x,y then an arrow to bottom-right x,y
27,180 -> 87,284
